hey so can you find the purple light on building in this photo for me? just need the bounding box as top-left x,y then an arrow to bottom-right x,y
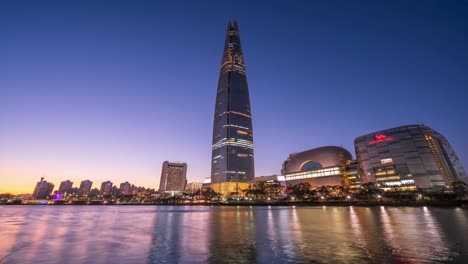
53,191 -> 62,201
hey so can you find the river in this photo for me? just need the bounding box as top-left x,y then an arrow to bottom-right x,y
0,206 -> 467,263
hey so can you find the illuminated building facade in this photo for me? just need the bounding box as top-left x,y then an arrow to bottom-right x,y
344,160 -> 362,190
79,180 -> 93,196
158,161 -> 187,192
254,175 -> 286,186
282,146 -> 354,188
211,182 -> 251,196
100,181 -> 113,195
355,125 -> 467,189
32,177 -> 54,199
185,182 -> 203,192
211,20 -> 254,186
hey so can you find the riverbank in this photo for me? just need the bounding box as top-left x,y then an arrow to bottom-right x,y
3,199 -> 468,207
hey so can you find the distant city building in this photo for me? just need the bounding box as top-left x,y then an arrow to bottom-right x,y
355,124 -> 468,190
88,188 -> 100,197
32,177 -> 54,199
110,186 -> 120,196
100,181 -> 113,195
119,182 -> 132,195
202,177 -> 211,190
282,146 -> 353,188
79,180 -> 93,196
211,21 -> 255,192
185,182 -> 203,192
158,161 -> 187,192
58,180 -> 73,194
255,175 -> 286,186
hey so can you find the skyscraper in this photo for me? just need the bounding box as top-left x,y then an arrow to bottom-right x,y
158,161 -> 187,192
211,21 -> 255,188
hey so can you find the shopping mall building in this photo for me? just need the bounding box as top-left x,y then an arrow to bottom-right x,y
355,125 -> 467,190
281,146 -> 362,189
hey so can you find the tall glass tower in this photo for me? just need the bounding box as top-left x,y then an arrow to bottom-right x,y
211,21 -> 254,184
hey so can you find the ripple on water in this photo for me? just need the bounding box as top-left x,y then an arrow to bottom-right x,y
0,206 -> 467,263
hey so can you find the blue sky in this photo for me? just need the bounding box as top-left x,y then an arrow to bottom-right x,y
1,0 -> 467,192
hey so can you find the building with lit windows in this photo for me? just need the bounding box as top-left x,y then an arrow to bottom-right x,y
158,161 -> 187,192
355,125 -> 467,190
32,177 -> 55,199
211,21 -> 254,194
344,160 -> 362,190
100,181 -> 113,195
79,180 -> 93,196
119,181 -> 132,195
254,175 -> 286,186
282,146 -> 353,188
185,182 -> 203,192
58,180 -> 73,194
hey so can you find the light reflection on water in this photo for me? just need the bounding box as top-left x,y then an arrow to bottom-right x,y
0,206 -> 467,263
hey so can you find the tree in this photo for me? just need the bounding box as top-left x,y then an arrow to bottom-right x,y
201,188 -> 220,200
357,182 -> 382,200
451,181 -> 468,199
292,182 -> 311,199
264,181 -> 284,199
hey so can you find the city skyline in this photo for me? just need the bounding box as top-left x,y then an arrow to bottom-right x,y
2,1 -> 468,194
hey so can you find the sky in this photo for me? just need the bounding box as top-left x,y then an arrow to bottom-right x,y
1,0 -> 467,194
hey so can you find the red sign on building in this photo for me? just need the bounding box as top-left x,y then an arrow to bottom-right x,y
369,133 -> 394,144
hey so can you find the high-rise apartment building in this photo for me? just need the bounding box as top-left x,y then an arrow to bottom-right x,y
158,161 -> 187,192
58,180 -> 73,194
32,177 -> 55,199
119,182 -> 132,195
79,180 -> 93,196
100,181 -> 113,196
211,21 -> 254,188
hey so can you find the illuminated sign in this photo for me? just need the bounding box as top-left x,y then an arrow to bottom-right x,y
375,134 -> 387,140
368,133 -> 394,144
381,158 -> 393,164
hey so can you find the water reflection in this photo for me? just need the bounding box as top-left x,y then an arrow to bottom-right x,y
0,206 -> 467,263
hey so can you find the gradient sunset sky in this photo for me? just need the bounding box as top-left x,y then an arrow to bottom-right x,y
1,1 -> 467,193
